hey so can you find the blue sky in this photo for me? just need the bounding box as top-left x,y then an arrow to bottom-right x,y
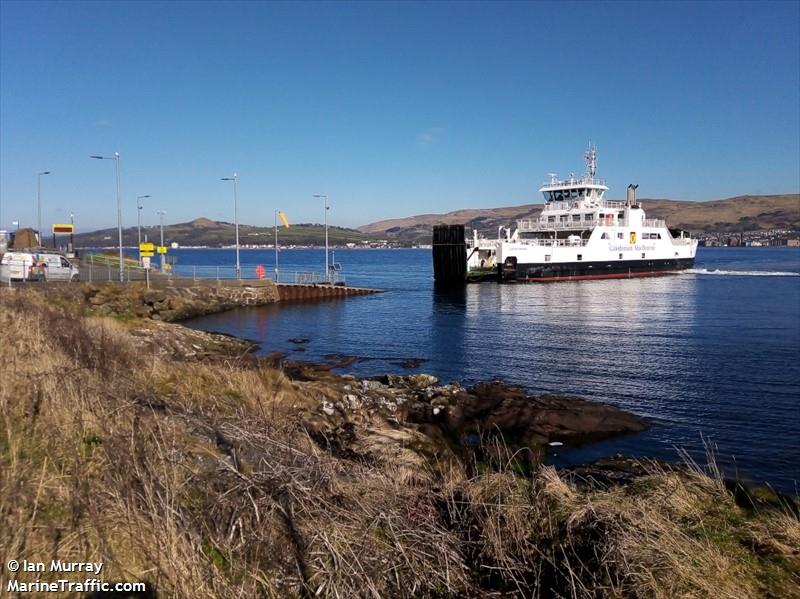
1,0 -> 798,232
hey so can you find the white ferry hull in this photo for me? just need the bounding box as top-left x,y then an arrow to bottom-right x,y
497,224 -> 698,282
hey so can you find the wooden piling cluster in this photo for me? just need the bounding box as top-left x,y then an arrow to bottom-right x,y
432,224 -> 467,285
277,284 -> 380,301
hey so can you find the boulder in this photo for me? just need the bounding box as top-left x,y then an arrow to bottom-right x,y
143,289 -> 167,305
382,373 -> 439,390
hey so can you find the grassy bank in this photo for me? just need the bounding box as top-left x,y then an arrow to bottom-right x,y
0,289 -> 797,598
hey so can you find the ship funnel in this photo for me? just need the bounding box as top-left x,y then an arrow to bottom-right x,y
627,184 -> 639,206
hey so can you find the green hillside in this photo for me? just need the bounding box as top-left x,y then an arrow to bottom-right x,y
74,217 -> 382,248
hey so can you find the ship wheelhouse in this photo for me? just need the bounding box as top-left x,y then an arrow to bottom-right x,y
512,151 -> 613,246
511,146 -> 616,245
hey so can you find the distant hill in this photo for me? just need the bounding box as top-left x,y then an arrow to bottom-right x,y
74,218 -> 381,248
357,194 -> 800,244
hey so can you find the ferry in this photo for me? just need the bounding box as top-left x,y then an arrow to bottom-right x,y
496,146 -> 697,282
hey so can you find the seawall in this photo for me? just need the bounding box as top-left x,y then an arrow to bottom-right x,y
86,279 -> 281,321
277,283 -> 379,301
2,279 -> 380,322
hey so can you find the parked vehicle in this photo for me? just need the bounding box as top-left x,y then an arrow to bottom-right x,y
0,251 -> 80,282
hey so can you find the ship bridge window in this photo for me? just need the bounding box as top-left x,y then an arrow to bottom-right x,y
548,216 -> 556,223
601,232 -> 609,239
572,214 -> 581,222
585,214 -> 594,221
560,215 -> 568,222
555,192 -> 564,201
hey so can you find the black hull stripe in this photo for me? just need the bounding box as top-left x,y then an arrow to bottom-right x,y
501,258 -> 694,282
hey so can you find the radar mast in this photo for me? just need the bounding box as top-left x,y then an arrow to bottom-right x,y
584,143 -> 597,179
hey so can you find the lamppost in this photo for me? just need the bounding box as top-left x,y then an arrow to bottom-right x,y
37,171 -> 51,244
90,152 -> 123,281
156,210 -> 166,272
274,209 -> 279,282
313,194 -> 329,282
221,173 -> 240,278
69,212 -> 75,254
136,194 -> 151,251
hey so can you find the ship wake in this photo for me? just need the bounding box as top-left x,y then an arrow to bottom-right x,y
683,268 -> 800,277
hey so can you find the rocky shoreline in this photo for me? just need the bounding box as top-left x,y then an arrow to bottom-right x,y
2,286 -> 797,598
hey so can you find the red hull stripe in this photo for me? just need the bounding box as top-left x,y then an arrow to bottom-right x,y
518,269 -> 682,283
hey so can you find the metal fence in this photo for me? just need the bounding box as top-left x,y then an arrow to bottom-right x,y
1,259 -> 344,287
168,264 -> 343,285
0,262 -> 158,286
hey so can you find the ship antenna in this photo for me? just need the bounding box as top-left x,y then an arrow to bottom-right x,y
584,143 -> 597,179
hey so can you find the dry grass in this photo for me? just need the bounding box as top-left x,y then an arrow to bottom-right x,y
1,289 -> 797,598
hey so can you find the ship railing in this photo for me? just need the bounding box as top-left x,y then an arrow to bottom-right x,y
518,217 -> 667,231
466,239 -> 502,249
642,219 -> 666,228
599,200 -> 625,209
518,219 -> 596,232
541,177 -> 607,188
543,200 -> 623,210
515,237 -> 590,247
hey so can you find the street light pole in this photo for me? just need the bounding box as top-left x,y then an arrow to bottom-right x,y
69,212 -> 75,254
37,171 -> 51,245
156,210 -> 166,272
313,194 -> 329,282
91,152 -> 124,281
221,173 -> 240,278
136,194 -> 151,252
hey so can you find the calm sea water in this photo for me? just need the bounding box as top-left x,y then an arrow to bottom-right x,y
180,247 -> 800,493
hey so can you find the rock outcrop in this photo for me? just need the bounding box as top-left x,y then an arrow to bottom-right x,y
280,363 -> 648,470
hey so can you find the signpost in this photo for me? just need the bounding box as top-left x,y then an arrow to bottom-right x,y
139,242 -> 154,256
52,223 -> 74,252
139,241 -> 155,288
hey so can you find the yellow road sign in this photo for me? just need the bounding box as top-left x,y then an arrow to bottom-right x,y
157,246 -> 167,254
139,242 -> 154,252
52,223 -> 74,233
140,251 -> 155,257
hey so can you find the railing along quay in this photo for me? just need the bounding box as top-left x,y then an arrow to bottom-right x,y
2,257 -> 383,301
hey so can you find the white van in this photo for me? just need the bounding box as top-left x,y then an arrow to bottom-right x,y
0,251 -> 80,282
